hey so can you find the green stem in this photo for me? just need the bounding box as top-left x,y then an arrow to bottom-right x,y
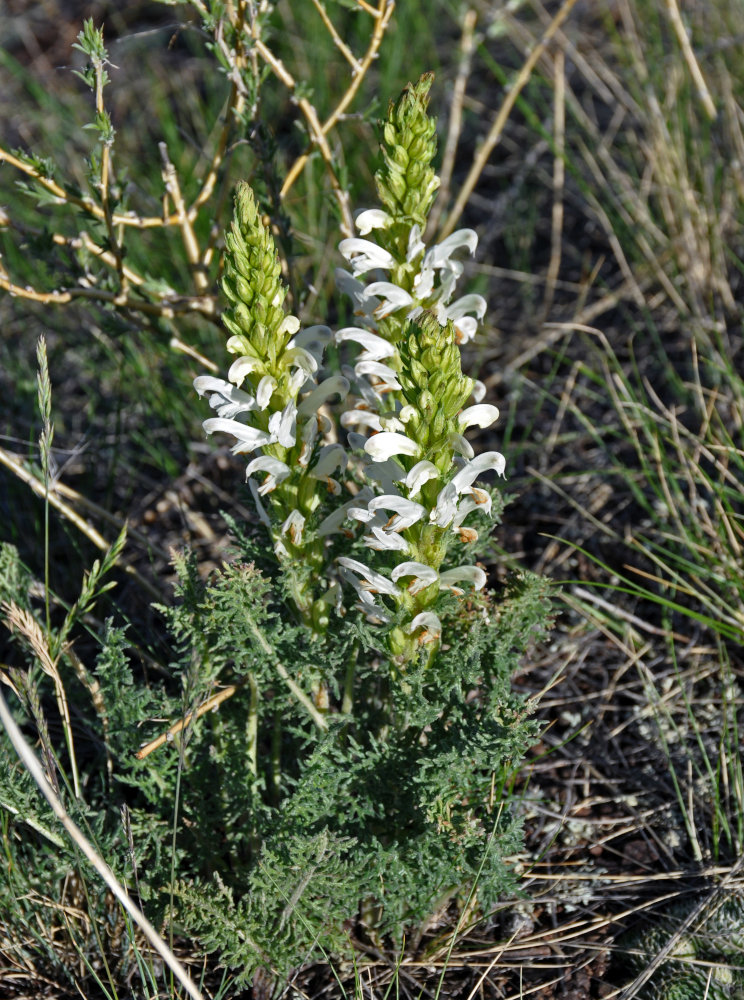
341,643 -> 357,716
247,674 -> 258,778
271,712 -> 281,805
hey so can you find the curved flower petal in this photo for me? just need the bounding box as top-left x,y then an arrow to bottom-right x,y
472,380 -> 487,403
430,481 -> 459,527
278,315 -> 301,337
281,510 -> 305,546
227,355 -> 263,386
449,433 -> 475,459
203,417 -> 273,454
452,495 -> 484,528
364,281 -> 415,317
335,269 -> 380,318
379,415 -> 406,433
256,374 -> 277,410
403,460 -> 440,497
338,238 -> 396,276
245,455 -> 291,494
297,375 -> 350,417
318,488 -> 374,537
248,478 -> 271,527
194,376 -> 257,419
453,316 -> 478,344
459,403 -> 500,430
451,451 -> 506,493
445,293 -> 487,321
338,557 -> 399,596
310,443 -> 348,478
412,262 -> 435,300
364,526 -> 410,552
367,495 -> 427,531
268,402 -> 297,447
290,325 -> 331,361
341,409 -> 383,433
405,611 -> 442,640
284,346 -> 319,375
355,208 -> 392,235
335,327 -> 397,361
364,431 -> 420,462
391,561 -> 438,595
355,360 -> 402,391
439,565 -> 487,591
347,505 -> 375,524
406,224 -> 426,263
424,228 -> 478,269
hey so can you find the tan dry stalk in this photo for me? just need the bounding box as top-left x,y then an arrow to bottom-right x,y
439,0 -> 581,240
2,600 -> 80,798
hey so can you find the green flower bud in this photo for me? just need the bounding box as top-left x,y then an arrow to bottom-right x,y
374,74 -> 439,237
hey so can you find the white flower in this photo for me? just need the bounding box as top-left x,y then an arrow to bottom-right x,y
290,325 -> 331,364
449,433 -> 475,459
430,451 -> 505,527
317,488 -> 374,537
390,561 -> 438,595
364,281 -> 415,318
226,356 -> 263,387
245,455 -> 291,494
193,376 -> 257,419
338,557 -> 399,597
472,380 -> 487,403
297,375 -> 349,417
202,417 -> 274,455
403,460 -> 440,498
268,402 -> 297,447
256,374 -> 277,410
431,481 -> 459,527
406,224 -> 426,262
335,269 -> 380,320
459,404 -> 500,430
340,409 -> 383,433
405,611 -> 442,642
450,450 -> 506,492
452,493 -> 492,527
354,208 -> 392,234
281,509 -> 305,546
309,443 -> 347,479
439,565 -> 487,592
367,495 -> 427,531
364,431 -> 420,462
423,228 -> 478,269
443,292 -> 487,321
354,360 -> 401,392
339,238 -> 396,276
364,526 -> 410,552
334,327 -> 396,361
248,479 -> 271,527
378,415 -> 406,433
284,346 -> 319,393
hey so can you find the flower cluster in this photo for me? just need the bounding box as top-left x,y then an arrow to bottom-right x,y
331,76 -> 505,663
194,183 -> 348,630
338,311 -> 504,663
335,73 -> 486,350
196,77 -> 506,667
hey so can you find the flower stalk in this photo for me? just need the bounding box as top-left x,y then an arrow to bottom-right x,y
195,183 -> 347,632
332,76 -> 505,666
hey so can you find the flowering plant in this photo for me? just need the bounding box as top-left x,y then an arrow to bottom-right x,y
184,73 -> 551,980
